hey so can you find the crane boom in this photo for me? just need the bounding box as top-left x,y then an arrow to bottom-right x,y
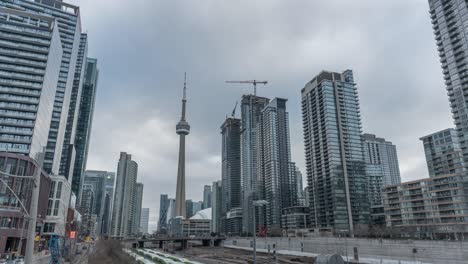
226,80 -> 268,96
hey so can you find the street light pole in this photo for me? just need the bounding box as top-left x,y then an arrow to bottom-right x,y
25,153 -> 43,264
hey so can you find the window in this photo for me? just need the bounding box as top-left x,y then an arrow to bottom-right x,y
49,181 -> 55,198
46,199 -> 53,216
56,182 -> 62,199
43,223 -> 55,233
53,200 -> 59,216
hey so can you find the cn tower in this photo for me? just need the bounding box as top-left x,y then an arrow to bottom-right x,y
174,73 -> 190,218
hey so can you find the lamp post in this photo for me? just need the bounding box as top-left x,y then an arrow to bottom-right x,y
252,200 -> 268,264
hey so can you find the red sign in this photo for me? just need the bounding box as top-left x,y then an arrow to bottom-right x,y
69,231 -> 76,239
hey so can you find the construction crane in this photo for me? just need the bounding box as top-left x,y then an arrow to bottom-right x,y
231,101 -> 238,117
226,80 -> 268,96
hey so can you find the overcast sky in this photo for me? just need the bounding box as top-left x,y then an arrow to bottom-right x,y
71,0 -> 453,232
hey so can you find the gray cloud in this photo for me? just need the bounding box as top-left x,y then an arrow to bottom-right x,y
70,0 -> 453,232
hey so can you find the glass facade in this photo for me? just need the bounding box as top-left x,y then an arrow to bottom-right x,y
220,117 -> 241,233
261,98 -> 297,228
0,7 -> 62,159
240,94 -> 269,235
0,0 -> 83,175
429,0 -> 468,172
59,33 -> 88,180
71,57 -> 98,198
420,128 -> 465,177
362,133 -> 401,206
301,70 -> 369,233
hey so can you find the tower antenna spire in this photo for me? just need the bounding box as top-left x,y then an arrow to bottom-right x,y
183,72 -> 187,100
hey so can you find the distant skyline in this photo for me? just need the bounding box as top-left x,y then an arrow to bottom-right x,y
73,0 -> 453,232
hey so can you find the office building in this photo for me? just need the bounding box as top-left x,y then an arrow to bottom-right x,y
241,94 -> 269,235
0,153 -> 52,255
44,175 -> 72,238
157,194 -> 170,232
0,7 -> 62,158
211,180 -> 222,233
203,185 -> 212,209
79,184 -> 96,237
82,170 -> 115,235
59,33 -> 87,182
429,0 -> 468,171
261,98 -> 297,228
220,117 -> 242,234
362,133 -> 401,206
420,128 -> 464,177
140,208 -> 149,235
70,58 -> 99,198
101,172 -> 115,236
301,70 -> 369,234
175,76 -> 190,218
383,173 -> 468,238
111,152 -> 139,238
134,182 -> 144,235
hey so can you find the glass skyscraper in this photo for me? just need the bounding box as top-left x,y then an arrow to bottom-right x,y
420,128 -> 465,177
59,33 -> 87,181
362,133 -> 401,206
71,57 -> 98,198
301,70 -> 369,233
261,98 -> 297,228
221,117 -> 241,234
240,94 -> 269,235
429,0 -> 468,171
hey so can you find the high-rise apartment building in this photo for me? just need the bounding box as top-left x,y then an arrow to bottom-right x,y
111,152 -> 139,238
420,128 -> 464,177
301,70 -> 369,233
211,180 -> 222,233
82,170 -> 115,235
101,172 -> 115,236
203,185 -> 212,209
429,0 -> 468,170
0,0 -> 84,175
80,184 -> 96,236
158,194 -> 170,232
221,117 -> 242,234
59,33 -> 87,181
0,7 -> 62,158
241,94 -> 269,234
186,199 -> 194,218
261,98 -> 297,228
70,58 -> 99,198
134,182 -> 144,235
140,208 -> 149,235
295,168 -> 305,206
362,133 -> 401,206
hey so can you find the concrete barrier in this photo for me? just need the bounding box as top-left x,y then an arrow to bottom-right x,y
225,237 -> 468,264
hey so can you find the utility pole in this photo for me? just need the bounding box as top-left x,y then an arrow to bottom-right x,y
226,80 -> 268,96
25,151 -> 44,264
